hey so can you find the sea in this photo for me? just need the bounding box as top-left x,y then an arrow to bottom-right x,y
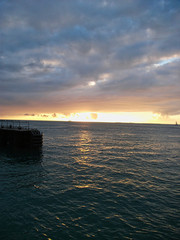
0,121 -> 179,240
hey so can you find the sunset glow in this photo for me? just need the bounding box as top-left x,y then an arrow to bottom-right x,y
2,112 -> 180,125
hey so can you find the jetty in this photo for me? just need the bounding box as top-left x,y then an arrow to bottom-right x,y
0,120 -> 43,148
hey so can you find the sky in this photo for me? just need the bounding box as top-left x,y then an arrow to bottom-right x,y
0,0 -> 180,123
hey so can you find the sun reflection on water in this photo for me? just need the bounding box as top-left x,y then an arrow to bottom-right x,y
77,129 -> 92,157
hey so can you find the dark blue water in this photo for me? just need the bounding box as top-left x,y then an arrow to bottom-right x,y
0,121 -> 180,240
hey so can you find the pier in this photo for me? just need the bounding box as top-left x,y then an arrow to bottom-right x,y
0,120 -> 43,148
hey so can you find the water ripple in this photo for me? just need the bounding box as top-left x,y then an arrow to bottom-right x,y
0,122 -> 180,239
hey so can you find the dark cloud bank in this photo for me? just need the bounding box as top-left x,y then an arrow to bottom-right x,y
0,0 -> 180,117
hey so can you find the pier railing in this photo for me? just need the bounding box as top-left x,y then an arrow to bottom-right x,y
0,120 -> 30,130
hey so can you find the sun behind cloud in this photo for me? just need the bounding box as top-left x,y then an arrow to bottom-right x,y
88,81 -> 96,87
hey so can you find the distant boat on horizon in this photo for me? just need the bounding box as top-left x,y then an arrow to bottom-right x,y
175,121 -> 178,126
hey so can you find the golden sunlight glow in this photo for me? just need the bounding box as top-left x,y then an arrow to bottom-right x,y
59,112 -> 180,124
2,112 -> 180,124
67,112 -> 97,121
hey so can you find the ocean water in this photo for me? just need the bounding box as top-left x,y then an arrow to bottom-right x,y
0,121 -> 180,240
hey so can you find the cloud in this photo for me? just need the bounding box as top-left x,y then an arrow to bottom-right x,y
91,113 -> 98,120
41,114 -> 49,118
0,0 -> 180,118
24,113 -> 35,116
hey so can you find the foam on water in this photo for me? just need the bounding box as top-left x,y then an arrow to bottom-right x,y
0,122 -> 180,239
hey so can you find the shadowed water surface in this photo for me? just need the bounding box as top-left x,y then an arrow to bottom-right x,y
0,122 -> 180,239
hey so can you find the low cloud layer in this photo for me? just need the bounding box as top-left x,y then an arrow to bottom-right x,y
0,0 -> 180,118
